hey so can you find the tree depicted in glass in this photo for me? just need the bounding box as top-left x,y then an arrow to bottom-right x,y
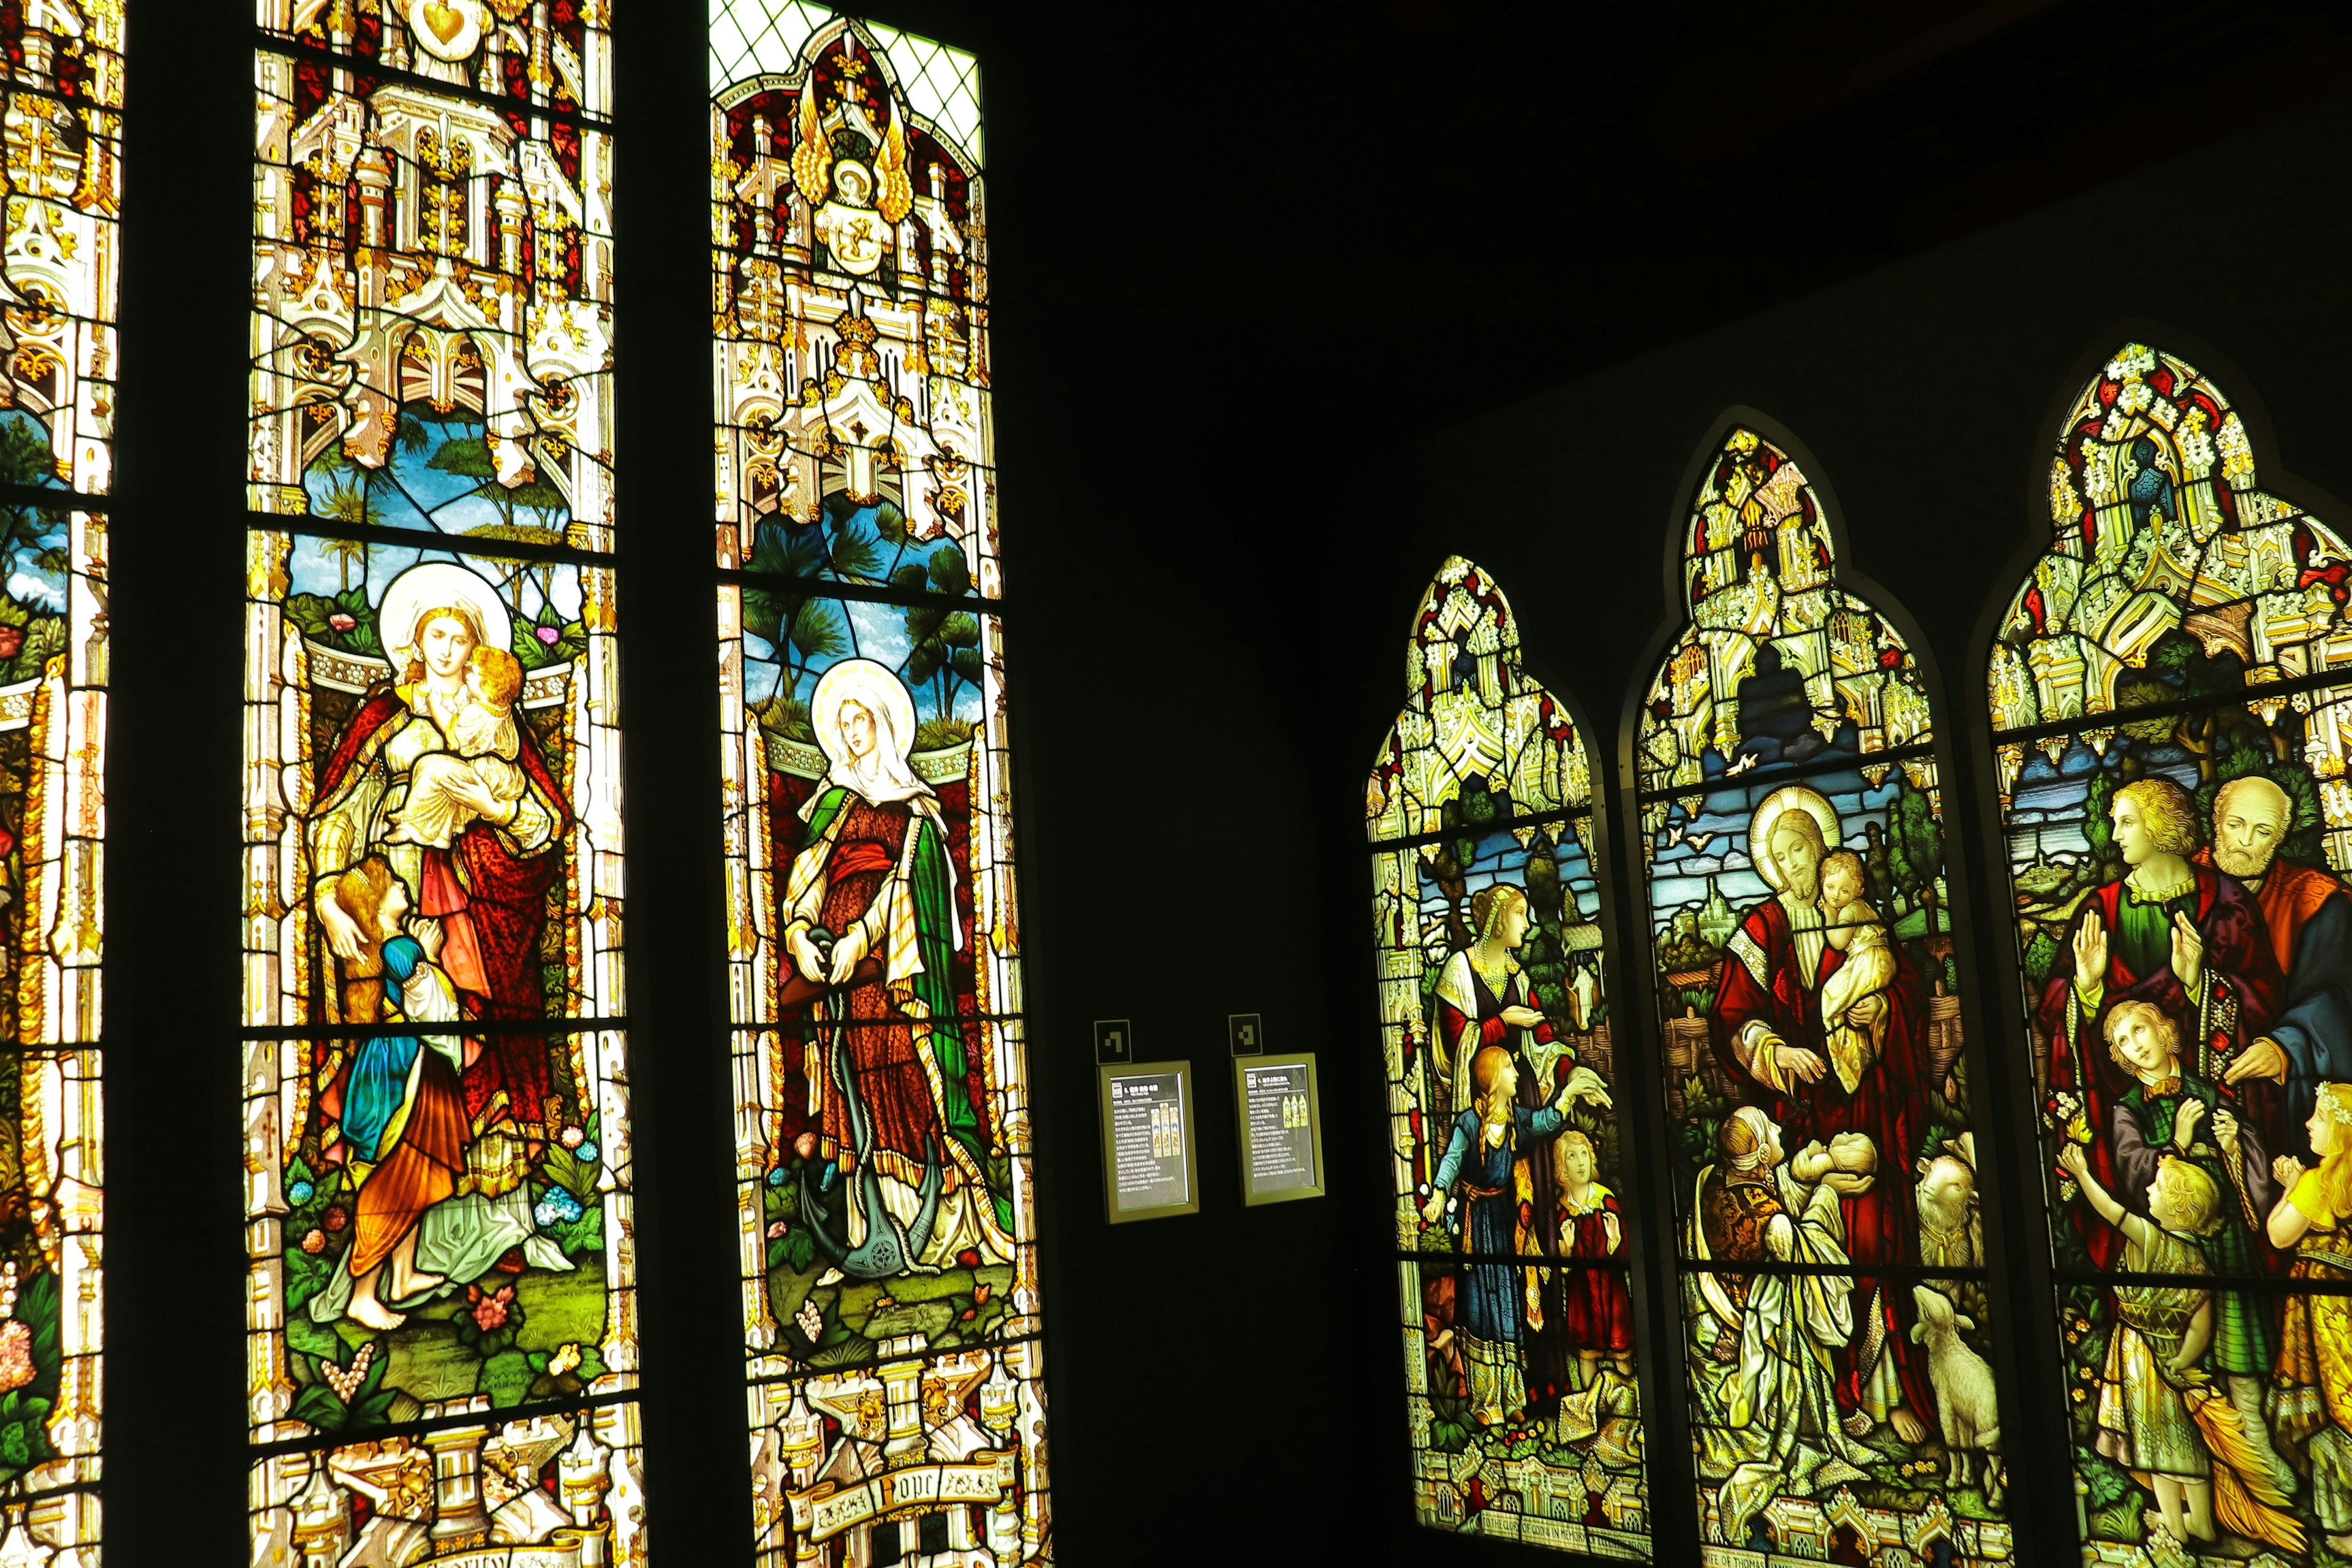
243,2 -> 642,1555
710,9 -> 1044,1562
1639,426 -> 2009,1557
1368,557 -> 1648,1556
1991,343 -> 2352,1565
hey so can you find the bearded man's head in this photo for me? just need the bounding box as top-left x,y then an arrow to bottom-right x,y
2212,774 -> 2291,881
1768,808 -> 1827,902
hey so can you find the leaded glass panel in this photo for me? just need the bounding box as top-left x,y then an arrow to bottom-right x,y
1638,428 -> 2010,1556
1991,344 -> 2352,1563
711,13 -> 1047,1563
0,3 -> 120,1556
243,1 -> 638,1551
1368,557 -> 1649,1557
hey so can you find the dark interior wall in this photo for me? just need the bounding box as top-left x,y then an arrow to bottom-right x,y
997,72 -> 2352,1568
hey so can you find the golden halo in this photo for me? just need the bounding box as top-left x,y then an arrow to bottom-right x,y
377,561 -> 511,669
1748,784 -> 1842,892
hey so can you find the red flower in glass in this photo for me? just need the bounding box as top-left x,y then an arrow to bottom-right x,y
468,1284 -> 514,1332
0,1321 -> 34,1393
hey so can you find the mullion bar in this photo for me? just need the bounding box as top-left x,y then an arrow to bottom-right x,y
715,564 -> 999,612
1367,807 -> 1590,856
239,1014 -> 629,1041
1991,662 -> 2352,744
1635,737 -> 1938,805
243,512 -> 616,568
744,1331 -> 1046,1392
254,33 -> 614,134
246,1387 -> 642,1461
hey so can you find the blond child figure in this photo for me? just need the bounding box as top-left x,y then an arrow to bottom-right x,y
387,643 -> 527,849
1553,1130 -> 1635,1387
2057,1139 -> 2223,1545
1815,849 -> 1896,1094
2269,1081 -> 2352,1556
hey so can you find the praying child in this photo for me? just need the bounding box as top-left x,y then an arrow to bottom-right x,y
1815,848 -> 1896,1093
388,644 -> 527,849
2056,1137 -> 2223,1546
2100,999 -> 2290,1494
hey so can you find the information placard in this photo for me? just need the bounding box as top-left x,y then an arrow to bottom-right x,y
1233,1051 -> 1324,1205
1098,1060 -> 1198,1223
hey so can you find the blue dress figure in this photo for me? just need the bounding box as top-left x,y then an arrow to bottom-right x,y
1425,1044 -> 1575,1429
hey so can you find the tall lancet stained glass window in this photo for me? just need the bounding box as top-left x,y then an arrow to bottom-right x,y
246,2 -> 640,1555
1366,558 -> 1648,1558
0,2 -> 120,1559
1636,428 -> 2010,1556
709,12 -> 1045,1564
1989,344 -> 2352,1565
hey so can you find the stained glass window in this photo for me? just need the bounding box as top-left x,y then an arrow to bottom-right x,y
243,2 -> 641,1553
709,11 -> 1046,1564
1637,428 -> 2010,1556
1366,557 -> 1649,1556
1991,344 -> 2352,1565
0,1 -> 121,1556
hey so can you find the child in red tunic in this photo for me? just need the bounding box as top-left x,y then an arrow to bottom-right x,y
1554,1130 -> 1634,1381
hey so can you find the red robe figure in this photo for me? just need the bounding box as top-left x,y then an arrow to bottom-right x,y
2037,776 -> 2280,1268
1553,1129 -> 1634,1382
2202,774 -> 2352,1162
311,597 -> 573,1190
1710,793 -> 1934,1441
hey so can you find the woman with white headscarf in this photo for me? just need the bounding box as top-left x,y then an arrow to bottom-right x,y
781,658 -> 1012,1264
1683,1106 -> 1877,1544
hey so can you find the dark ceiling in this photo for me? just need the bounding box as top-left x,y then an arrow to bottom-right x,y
887,0 -> 2352,421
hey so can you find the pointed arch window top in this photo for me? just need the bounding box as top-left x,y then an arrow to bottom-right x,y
1366,556 -> 1590,843
1990,341 -> 2344,739
1640,426 -> 1931,798
709,3 -> 983,164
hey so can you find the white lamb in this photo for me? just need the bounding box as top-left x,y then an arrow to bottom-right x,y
1911,1283 -> 2004,1509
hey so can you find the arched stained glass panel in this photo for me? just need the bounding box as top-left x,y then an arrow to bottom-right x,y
709,12 -> 1048,1564
1990,344 -> 2352,1566
1367,557 -> 1649,1558
243,1 -> 641,1553
1637,427 -> 2010,1553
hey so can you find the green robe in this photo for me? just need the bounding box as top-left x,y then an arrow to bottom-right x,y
804,786 -> 1009,1232
2114,1075 -> 2276,1376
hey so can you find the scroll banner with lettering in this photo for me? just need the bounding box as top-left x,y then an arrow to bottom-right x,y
794,1453 -> 1019,1541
